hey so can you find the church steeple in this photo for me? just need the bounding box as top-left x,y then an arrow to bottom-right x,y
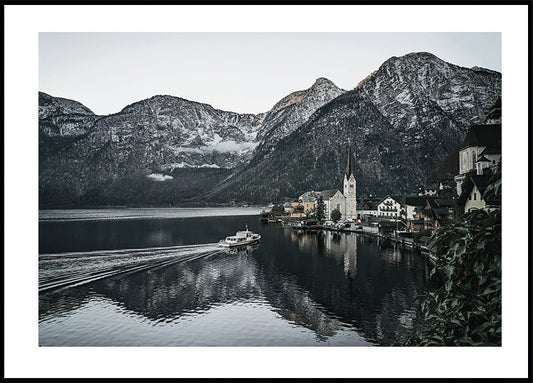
345,138 -> 354,179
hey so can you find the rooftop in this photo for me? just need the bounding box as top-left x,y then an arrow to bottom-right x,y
461,124 -> 501,150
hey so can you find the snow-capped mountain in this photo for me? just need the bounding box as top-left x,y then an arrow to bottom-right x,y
200,52 -> 501,203
39,78 -> 341,207
39,52 -> 501,207
255,77 -> 345,153
39,92 -> 98,137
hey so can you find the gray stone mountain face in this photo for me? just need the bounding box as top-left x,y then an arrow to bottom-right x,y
39,92 -> 97,137
255,77 -> 346,153
39,52 -> 501,207
200,52 -> 501,204
39,78 -> 342,207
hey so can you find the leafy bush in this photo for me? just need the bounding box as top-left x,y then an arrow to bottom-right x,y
407,169 -> 501,346
331,208 -> 342,223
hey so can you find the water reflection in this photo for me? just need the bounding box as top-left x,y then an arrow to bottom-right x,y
279,228 -> 431,344
39,215 -> 432,346
40,248 -> 360,345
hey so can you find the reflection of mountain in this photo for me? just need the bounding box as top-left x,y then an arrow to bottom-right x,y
39,249 -> 355,343
39,228 -> 431,345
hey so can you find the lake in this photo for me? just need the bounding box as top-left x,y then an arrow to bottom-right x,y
39,208 -> 432,346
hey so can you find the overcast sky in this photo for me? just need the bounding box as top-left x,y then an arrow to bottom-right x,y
39,32 -> 501,116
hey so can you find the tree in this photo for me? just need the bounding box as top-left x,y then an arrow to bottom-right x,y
315,196 -> 325,222
331,208 -> 342,223
271,205 -> 284,216
406,168 -> 501,346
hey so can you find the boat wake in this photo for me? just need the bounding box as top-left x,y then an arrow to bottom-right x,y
39,243 -> 222,293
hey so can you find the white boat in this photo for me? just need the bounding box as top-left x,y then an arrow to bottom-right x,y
218,225 -> 261,248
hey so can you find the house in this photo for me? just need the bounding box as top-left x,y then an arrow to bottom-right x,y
456,174 -> 501,217
298,191 -> 320,214
420,198 -> 455,231
454,98 -> 501,196
283,202 -> 293,214
357,198 -> 379,221
378,220 -> 407,235
417,185 -> 438,196
290,200 -> 305,218
377,196 -> 402,218
403,195 -> 433,220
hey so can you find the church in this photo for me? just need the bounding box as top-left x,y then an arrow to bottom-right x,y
299,141 -> 357,221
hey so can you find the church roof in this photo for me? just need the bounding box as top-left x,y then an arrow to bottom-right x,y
460,124 -> 501,150
320,189 -> 341,200
345,141 -> 354,179
479,146 -> 501,156
475,155 -> 491,163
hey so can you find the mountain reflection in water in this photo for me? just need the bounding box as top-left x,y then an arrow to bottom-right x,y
39,213 -> 431,346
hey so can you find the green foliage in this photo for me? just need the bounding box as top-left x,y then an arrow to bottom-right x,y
315,196 -> 326,222
270,205 -> 285,216
331,208 -> 342,223
407,170 -> 501,346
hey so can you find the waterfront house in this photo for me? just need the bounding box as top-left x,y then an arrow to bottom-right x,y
378,220 -> 407,235
298,191 -> 320,214
403,195 -> 434,220
454,98 -> 501,196
420,198 -> 455,231
357,198 -> 379,221
456,174 -> 501,217
283,202 -> 293,214
290,200 -> 305,218
377,196 -> 402,218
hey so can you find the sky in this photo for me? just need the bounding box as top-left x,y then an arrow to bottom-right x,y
39,32 -> 501,116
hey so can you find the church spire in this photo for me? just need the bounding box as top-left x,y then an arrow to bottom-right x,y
345,139 -> 354,179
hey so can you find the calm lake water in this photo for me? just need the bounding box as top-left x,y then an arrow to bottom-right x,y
39,208 -> 432,346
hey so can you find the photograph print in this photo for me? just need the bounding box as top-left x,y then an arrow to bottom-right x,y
39,31 -> 502,348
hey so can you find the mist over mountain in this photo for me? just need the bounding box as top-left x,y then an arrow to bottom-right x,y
39,52 -> 501,207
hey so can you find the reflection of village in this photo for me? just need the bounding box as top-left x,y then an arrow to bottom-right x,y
263,98 -> 501,252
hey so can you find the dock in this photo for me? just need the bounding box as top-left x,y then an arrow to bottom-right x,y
271,219 -> 438,262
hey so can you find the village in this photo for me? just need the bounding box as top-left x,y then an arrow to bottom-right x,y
262,98 -> 502,256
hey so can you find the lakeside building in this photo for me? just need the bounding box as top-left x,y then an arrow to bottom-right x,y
454,98 -> 501,196
377,196 -> 402,218
403,195 -> 436,220
319,189 -> 345,220
456,174 -> 501,217
296,142 -> 358,221
454,97 -> 501,216
298,191 -> 320,214
357,198 -> 379,220
419,198 -> 455,231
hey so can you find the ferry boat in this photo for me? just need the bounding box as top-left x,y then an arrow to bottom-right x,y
218,225 -> 261,248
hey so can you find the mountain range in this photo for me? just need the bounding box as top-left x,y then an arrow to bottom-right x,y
39,52 -> 501,207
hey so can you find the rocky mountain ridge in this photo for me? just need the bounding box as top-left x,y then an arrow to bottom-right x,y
197,52 -> 501,203
39,52 -> 501,207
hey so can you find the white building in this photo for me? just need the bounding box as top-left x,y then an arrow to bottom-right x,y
454,98 -> 501,196
377,196 -> 402,218
303,141 -> 358,221
343,139 -> 357,220
318,189 -> 345,220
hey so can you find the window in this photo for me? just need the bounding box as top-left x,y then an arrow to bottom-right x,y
474,192 -> 476,200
